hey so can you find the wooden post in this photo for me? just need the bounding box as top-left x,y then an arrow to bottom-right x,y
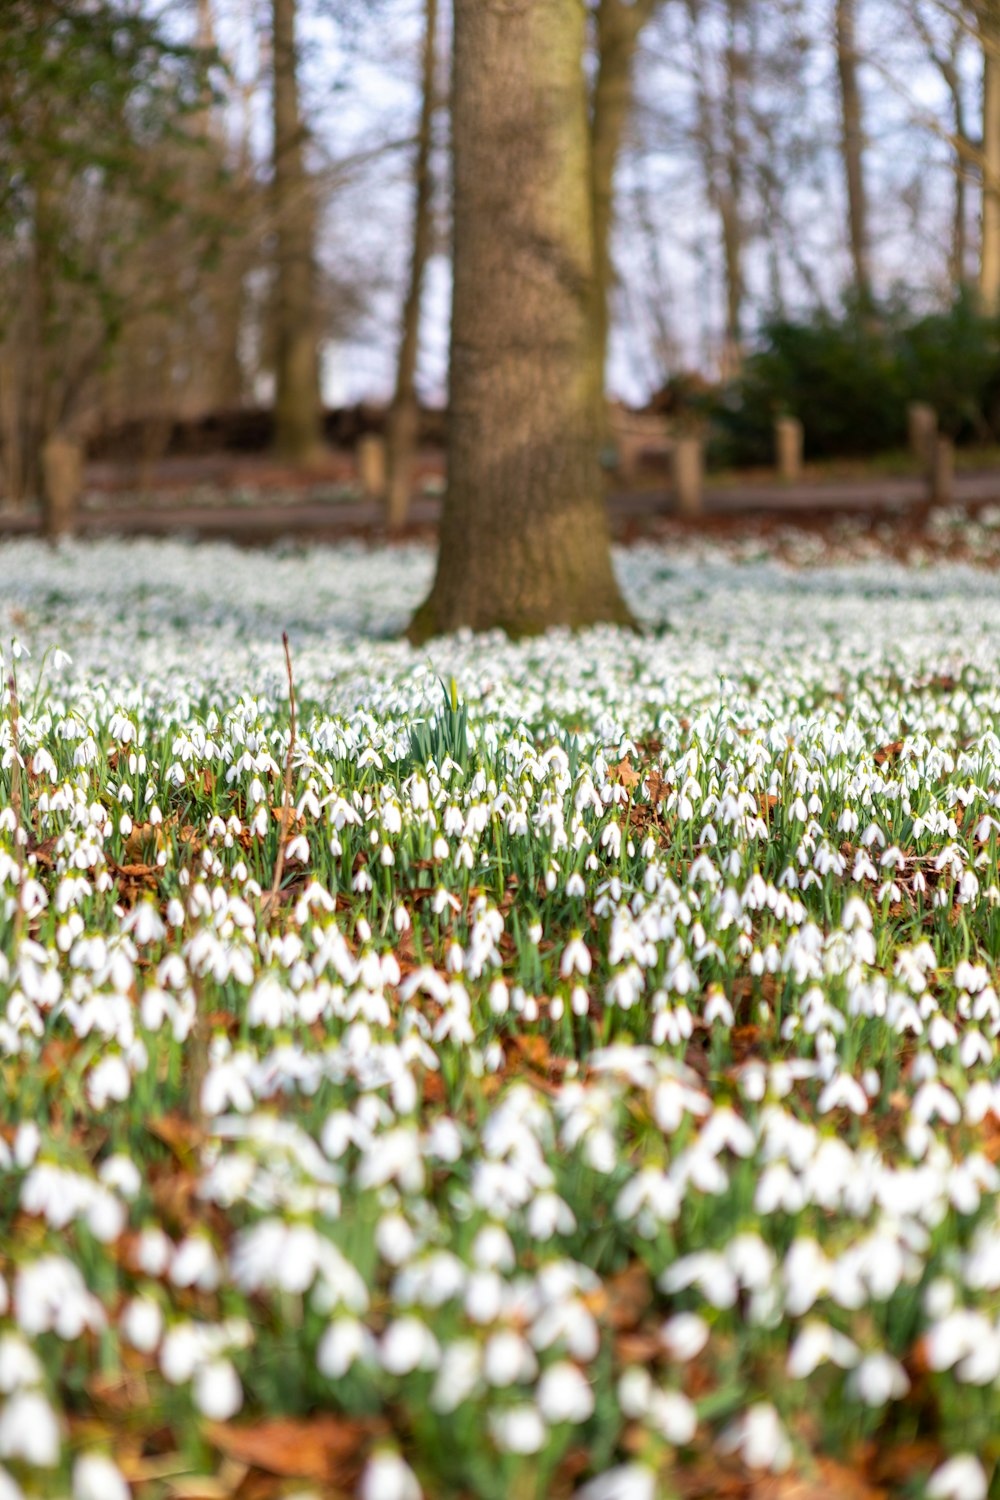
356,433 -> 387,500
775,416 -> 803,482
908,402 -> 937,470
672,435 -> 703,516
41,435 -> 83,539
930,435 -> 954,506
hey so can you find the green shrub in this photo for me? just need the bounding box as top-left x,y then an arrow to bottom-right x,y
708,296 -> 1000,467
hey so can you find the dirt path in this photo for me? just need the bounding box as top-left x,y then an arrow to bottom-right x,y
4,463 -> 1000,546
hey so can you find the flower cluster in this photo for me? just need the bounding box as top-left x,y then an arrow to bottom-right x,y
0,530 -> 1000,1498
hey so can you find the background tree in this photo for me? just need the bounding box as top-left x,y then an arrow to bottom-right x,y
835,0 -> 873,307
385,0 -> 439,531
271,0 -> 323,460
0,0 -> 215,531
410,0 -> 631,639
591,0 -> 659,396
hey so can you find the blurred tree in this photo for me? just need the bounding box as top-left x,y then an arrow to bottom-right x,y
271,0 -> 323,460
979,2 -> 1000,311
0,0 -> 214,532
835,0 -> 872,308
591,0 -> 659,393
410,0 -> 631,639
385,0 -> 439,532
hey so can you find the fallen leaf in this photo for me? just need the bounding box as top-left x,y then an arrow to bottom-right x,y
610,756 -> 641,790
204,1415 -> 383,1481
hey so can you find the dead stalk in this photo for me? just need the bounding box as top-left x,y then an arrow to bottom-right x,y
265,632 -> 297,915
7,669 -> 24,945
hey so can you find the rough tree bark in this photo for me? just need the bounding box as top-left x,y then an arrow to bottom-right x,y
981,4 -> 1000,312
385,0 -> 438,532
835,0 -> 872,308
409,0 -> 632,640
271,0 -> 322,460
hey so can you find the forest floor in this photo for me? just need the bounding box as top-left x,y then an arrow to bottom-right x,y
2,522 -> 1000,1498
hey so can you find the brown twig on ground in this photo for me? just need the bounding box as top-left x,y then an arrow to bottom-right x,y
263,632 -> 297,916
7,668 -> 25,946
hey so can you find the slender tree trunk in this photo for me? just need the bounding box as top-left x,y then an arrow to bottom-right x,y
981,4 -> 1000,313
271,0 -> 322,460
720,0 -> 745,369
949,78 -> 968,293
591,0 -> 653,397
409,0 -> 632,641
386,0 -> 438,532
835,0 -> 872,308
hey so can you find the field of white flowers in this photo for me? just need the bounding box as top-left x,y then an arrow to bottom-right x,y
3,521 -> 1000,1500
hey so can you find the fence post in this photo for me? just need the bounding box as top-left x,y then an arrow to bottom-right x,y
673,435 -> 703,516
908,402 -> 937,470
930,435 -> 954,507
774,416 -> 804,482
356,434 -> 387,500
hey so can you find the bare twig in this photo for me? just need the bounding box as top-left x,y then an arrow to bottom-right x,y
264,631 -> 296,916
7,667 -> 24,946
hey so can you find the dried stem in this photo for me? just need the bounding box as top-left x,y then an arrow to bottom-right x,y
7,669 -> 24,946
265,631 -> 297,914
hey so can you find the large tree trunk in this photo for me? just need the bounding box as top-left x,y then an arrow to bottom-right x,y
835,0 -> 872,308
591,0 -> 654,396
981,5 -> 1000,313
271,0 -> 322,461
409,0 -> 632,641
386,0 -> 438,532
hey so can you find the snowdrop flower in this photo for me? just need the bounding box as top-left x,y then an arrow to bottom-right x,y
359,1451 -> 422,1500
848,1352 -> 910,1406
121,1296 -> 164,1353
717,1403 -> 792,1472
194,1357 -> 243,1419
648,1388 -> 697,1445
926,1456 -> 989,1500
489,1403 -> 546,1454
573,1466 -> 656,1500
380,1318 -> 440,1375
431,1340 -> 482,1413
536,1361 -> 594,1423
0,1390 -> 61,1466
73,1454 -> 131,1500
660,1312 -> 710,1363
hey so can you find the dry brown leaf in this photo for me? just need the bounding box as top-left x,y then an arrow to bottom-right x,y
204,1415 -> 383,1481
147,1113 -> 207,1166
610,756 -> 641,791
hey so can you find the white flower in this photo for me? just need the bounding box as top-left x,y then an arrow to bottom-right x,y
358,1451 -> 422,1500
484,1329 -> 538,1387
574,1465 -> 656,1500
431,1340 -> 482,1413
0,1334 -> 42,1392
317,1319 -> 376,1379
926,1455 -> 989,1500
0,1390 -> 61,1465
380,1318 -> 440,1375
121,1296 -> 164,1354
718,1403 -> 792,1472
0,1465 -> 24,1500
489,1403 -> 546,1454
659,1313 -> 709,1362
73,1453 -> 131,1500
847,1352 -> 910,1407
194,1358 -> 243,1420
536,1362 -> 594,1423
648,1388 -> 697,1445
